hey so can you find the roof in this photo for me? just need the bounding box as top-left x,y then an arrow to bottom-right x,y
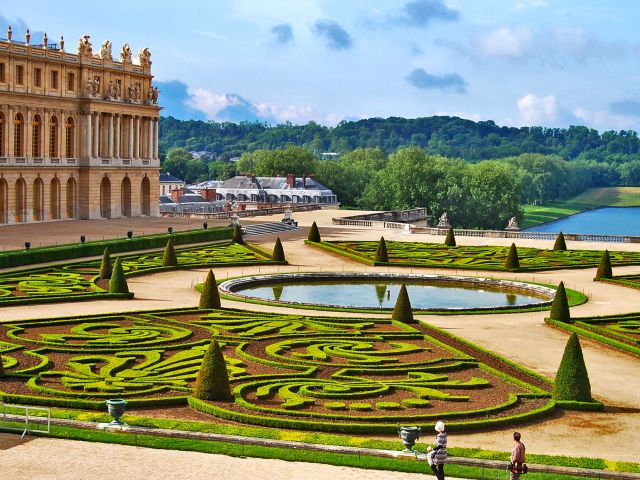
160,173 -> 185,183
218,175 -> 331,191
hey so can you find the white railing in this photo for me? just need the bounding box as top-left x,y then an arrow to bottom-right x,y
1,403 -> 51,438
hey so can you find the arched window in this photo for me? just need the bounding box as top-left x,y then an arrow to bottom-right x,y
50,177 -> 61,219
141,176 -> 150,216
121,176 -> 132,217
33,177 -> 44,221
14,113 -> 24,157
66,177 -> 77,218
0,178 -> 7,223
100,176 -> 111,219
32,114 -> 42,158
15,177 -> 26,222
65,117 -> 74,158
0,112 -> 4,157
49,116 -> 58,158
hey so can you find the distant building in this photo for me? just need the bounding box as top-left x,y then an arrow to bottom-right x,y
192,174 -> 339,206
159,173 -> 184,196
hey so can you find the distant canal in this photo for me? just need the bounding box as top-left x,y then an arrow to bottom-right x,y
525,207 -> 640,236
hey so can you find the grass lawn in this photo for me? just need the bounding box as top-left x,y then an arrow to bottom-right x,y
521,187 -> 640,228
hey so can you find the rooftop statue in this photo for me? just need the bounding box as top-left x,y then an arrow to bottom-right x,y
138,47 -> 152,67
77,35 -> 92,56
100,40 -> 112,60
120,43 -> 132,63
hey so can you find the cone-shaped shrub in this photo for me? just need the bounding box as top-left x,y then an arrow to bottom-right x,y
193,339 -> 233,401
595,249 -> 612,280
392,284 -> 415,324
232,225 -> 244,244
553,231 -> 567,251
444,227 -> 456,247
549,281 -> 571,323
108,258 -> 129,294
272,237 -> 285,262
504,243 -> 520,270
308,221 -> 321,242
99,247 -> 112,280
199,269 -> 221,309
553,333 -> 592,402
375,236 -> 389,263
161,239 -> 178,267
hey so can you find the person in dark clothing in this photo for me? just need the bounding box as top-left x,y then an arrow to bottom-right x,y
430,421 -> 447,480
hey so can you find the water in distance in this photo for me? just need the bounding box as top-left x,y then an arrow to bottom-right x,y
239,281 -> 547,310
525,207 -> 640,236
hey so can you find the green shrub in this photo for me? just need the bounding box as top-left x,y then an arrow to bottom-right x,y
348,402 -> 371,411
193,340 -> 232,401
553,333 -> 592,402
392,284 -> 415,324
108,258 -> 129,294
553,232 -> 567,251
0,354 -> 4,377
199,269 -> 221,309
444,227 -> 456,247
375,236 -> 389,263
232,225 -> 244,244
161,239 -> 178,267
549,281 -> 570,323
98,247 -> 112,279
595,249 -> 612,280
504,243 -> 520,270
272,237 -> 285,262
308,221 -> 321,242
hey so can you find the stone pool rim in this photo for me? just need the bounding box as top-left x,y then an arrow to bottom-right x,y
217,272 -> 556,312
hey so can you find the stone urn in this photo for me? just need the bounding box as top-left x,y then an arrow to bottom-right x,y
397,424 -> 421,452
105,398 -> 127,425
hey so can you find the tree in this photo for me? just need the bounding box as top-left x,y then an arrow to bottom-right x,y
272,237 -> 285,262
552,333 -> 593,402
392,285 -> 415,324
549,281 -> 571,323
595,249 -> 613,280
108,258 -> 129,294
193,339 -> 233,401
232,225 -> 244,244
308,221 -> 321,242
99,247 -> 112,279
161,147 -> 193,181
504,243 -> 520,270
444,227 -> 456,247
161,239 -> 178,267
553,232 -> 567,251
375,236 -> 389,263
199,269 -> 221,309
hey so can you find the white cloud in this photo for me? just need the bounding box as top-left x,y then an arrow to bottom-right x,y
517,93 -> 560,124
574,107 -> 640,131
514,0 -> 547,10
474,26 -> 532,59
434,110 -> 482,122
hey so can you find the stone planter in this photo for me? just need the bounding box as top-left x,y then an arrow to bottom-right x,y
397,425 -> 421,452
106,398 -> 127,425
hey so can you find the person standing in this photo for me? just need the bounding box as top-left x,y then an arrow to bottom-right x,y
430,421 -> 447,480
510,432 -> 526,480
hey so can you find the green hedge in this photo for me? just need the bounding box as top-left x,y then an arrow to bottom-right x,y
0,227 -> 233,268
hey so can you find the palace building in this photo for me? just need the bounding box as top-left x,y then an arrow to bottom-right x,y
0,28 -> 160,223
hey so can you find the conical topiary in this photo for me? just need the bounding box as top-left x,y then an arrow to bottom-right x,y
308,221 -> 321,242
272,237 -> 285,262
193,339 -> 233,401
232,225 -> 244,244
392,284 -> 415,324
553,231 -> 567,251
552,333 -> 592,402
199,269 -> 221,309
595,249 -> 612,280
161,239 -> 178,267
375,236 -> 389,263
444,227 -> 456,247
99,247 -> 112,280
108,257 -> 129,294
504,243 -> 520,270
549,281 -> 571,323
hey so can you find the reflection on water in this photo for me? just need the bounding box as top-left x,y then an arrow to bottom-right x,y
240,281 -> 547,310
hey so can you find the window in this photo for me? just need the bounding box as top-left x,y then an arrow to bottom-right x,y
32,115 -> 42,157
65,117 -> 74,158
49,116 -> 58,158
34,68 -> 42,87
67,72 -> 75,91
14,113 -> 24,157
51,70 -> 59,89
16,65 -> 24,85
0,113 -> 4,156
0,63 -> 5,82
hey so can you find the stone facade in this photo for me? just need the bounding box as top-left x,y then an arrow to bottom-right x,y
0,30 -> 160,223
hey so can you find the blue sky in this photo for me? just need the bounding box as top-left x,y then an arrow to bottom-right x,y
3,1 -> 640,131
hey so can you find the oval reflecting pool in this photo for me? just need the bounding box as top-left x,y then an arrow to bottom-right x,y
219,273 -> 555,311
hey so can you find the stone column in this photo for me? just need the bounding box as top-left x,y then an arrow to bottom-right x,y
153,118 -> 158,159
85,112 -> 92,158
5,108 -> 13,158
147,117 -> 153,160
114,114 -> 121,158
107,113 -> 114,158
93,112 -> 100,158
58,112 -> 64,158
135,116 -> 140,159
128,116 -> 134,159
24,109 -> 32,159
